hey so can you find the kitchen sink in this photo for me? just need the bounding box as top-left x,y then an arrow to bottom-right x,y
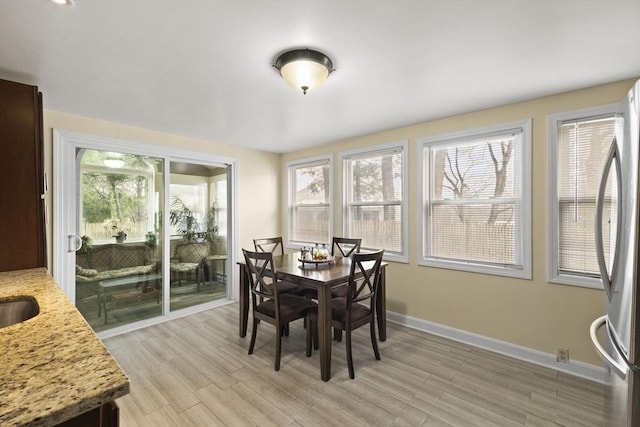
0,296 -> 39,328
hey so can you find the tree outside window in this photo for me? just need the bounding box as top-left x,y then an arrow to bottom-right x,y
419,120 -> 531,278
342,142 -> 407,260
80,150 -> 158,243
287,157 -> 331,245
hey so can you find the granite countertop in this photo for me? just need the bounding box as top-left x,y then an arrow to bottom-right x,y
0,268 -> 130,427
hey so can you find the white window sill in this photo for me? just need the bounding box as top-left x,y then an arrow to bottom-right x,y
548,273 -> 603,290
419,258 -> 532,280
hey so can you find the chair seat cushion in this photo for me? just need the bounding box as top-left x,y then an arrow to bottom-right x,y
170,262 -> 199,273
331,285 -> 348,298
331,297 -> 370,324
76,264 -> 156,282
296,286 -> 344,300
256,294 -> 317,322
76,265 -> 98,277
268,280 -> 308,296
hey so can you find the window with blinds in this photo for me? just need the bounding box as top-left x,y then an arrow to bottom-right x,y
341,141 -> 407,261
287,156 -> 332,246
418,120 -> 532,278
550,108 -> 622,286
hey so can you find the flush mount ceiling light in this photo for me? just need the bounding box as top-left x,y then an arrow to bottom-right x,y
50,0 -> 74,6
274,49 -> 334,95
104,154 -> 124,168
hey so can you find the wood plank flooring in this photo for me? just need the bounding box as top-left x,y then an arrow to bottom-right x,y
103,304 -> 610,426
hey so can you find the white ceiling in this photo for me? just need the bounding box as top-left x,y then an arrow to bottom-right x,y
1,0 -> 639,153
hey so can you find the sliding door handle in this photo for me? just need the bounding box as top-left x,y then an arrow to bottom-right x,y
68,234 -> 82,252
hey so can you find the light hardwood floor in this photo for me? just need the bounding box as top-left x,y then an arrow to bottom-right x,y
103,304 -> 610,426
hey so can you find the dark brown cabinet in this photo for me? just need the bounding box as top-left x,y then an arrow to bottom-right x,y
56,402 -> 120,427
0,78 -> 46,272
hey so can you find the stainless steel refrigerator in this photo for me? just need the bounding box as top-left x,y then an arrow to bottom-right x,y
590,79 -> 640,427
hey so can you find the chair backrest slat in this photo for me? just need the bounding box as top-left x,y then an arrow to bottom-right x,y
174,241 -> 210,263
243,249 -> 277,300
347,250 -> 384,310
332,237 -> 362,258
253,237 -> 284,255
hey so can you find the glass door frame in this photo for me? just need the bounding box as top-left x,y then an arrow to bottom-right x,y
52,129 -> 238,337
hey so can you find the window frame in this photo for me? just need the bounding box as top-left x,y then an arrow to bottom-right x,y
339,140 -> 409,263
547,103 -> 622,289
417,119 -> 532,279
211,174 -> 228,237
285,154 -> 333,249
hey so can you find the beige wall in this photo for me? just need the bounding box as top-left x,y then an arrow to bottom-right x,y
42,111 -> 281,271
281,78 -> 639,366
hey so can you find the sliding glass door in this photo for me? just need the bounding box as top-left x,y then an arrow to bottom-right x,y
75,149 -> 165,332
54,130 -> 235,335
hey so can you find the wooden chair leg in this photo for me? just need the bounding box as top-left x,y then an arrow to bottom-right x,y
279,324 -> 290,337
248,318 -> 258,354
334,328 -> 342,342
346,328 -> 354,379
313,321 -> 319,350
370,319 -> 380,360
306,316 -> 312,357
275,325 -> 282,371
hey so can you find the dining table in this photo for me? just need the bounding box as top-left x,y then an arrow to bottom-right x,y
237,252 -> 387,381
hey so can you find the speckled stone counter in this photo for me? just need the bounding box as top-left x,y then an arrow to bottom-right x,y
0,268 -> 130,427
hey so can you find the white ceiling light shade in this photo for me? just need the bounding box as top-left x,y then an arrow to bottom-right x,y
104,159 -> 124,168
274,49 -> 334,95
50,0 -> 74,6
104,154 -> 124,168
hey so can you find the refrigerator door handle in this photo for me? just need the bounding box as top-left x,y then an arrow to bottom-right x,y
594,137 -> 622,299
590,315 -> 628,378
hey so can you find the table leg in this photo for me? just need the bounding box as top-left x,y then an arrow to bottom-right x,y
318,285 -> 332,382
239,264 -> 249,337
377,265 -> 386,341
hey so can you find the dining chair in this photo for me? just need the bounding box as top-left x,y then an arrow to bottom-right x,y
253,237 -> 284,255
326,249 -> 384,379
302,237 -> 365,307
253,237 -> 307,298
331,236 -> 362,300
329,237 -> 363,303
169,240 -> 210,291
331,237 -> 362,258
243,249 -> 317,371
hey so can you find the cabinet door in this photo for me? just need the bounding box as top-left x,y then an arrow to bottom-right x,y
0,79 -> 46,271
56,401 -> 120,427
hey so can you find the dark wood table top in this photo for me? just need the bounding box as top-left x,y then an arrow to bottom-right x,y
239,252 -> 382,287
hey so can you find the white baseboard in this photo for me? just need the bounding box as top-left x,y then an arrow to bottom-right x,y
386,310 -> 611,384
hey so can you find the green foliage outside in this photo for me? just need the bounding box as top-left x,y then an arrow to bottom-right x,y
83,172 -> 149,223
169,196 -> 219,244
81,150 -> 155,240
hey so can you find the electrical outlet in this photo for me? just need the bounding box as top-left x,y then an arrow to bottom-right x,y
556,348 -> 570,363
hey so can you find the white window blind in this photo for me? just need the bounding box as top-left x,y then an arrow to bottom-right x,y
556,116 -> 619,277
425,129 -> 523,268
343,145 -> 405,257
288,158 -> 331,245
